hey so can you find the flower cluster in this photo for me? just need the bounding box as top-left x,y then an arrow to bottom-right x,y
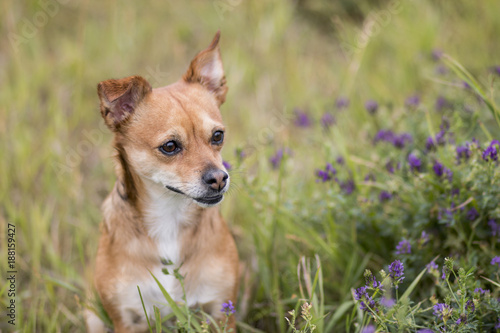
388,260 -> 405,289
374,130 -> 413,149
408,154 -> 422,172
432,160 -> 453,181
433,303 -> 452,322
426,260 -> 438,273
270,148 -> 291,169
321,112 -> 335,128
491,256 -> 500,268
315,163 -> 336,182
364,269 -> 381,289
395,239 -> 411,255
336,97 -> 350,109
379,190 -> 392,202
488,219 -> 500,239
365,100 -> 378,114
482,140 -> 499,161
220,300 -> 236,316
354,286 -> 376,312
294,108 -> 312,127
405,94 -> 420,108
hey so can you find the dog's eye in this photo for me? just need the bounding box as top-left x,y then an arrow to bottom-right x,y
212,131 -> 224,145
159,141 -> 180,155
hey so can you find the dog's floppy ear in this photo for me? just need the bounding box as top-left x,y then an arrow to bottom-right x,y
183,31 -> 228,106
97,75 -> 152,131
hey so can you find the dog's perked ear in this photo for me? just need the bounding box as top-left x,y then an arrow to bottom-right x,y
97,75 -> 152,131
183,31 -> 228,106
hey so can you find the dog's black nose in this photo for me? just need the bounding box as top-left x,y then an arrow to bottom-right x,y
202,169 -> 228,192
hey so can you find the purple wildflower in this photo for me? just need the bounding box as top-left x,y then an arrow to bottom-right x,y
463,81 -> 471,89
433,161 -> 444,177
316,169 -> 331,182
496,318 -> 500,329
440,118 -> 450,131
426,136 -> 436,151
408,154 -> 422,172
321,112 -> 335,128
364,270 -> 381,289
354,286 -> 369,301
438,206 -> 454,223
419,231 -> 430,246
353,286 -> 376,311
388,260 -> 405,288
365,100 -> 379,114
316,163 -> 336,182
417,330 -> 434,333
441,265 -> 449,280
222,160 -> 232,171
431,49 -> 443,61
395,239 -> 411,255
336,156 -> 345,165
472,137 -> 480,148
293,109 -> 312,127
466,207 -> 479,221
433,303 -> 452,320
435,130 -> 446,146
489,219 -> 500,238
482,140 -> 499,161
326,163 -> 336,174
235,148 -> 246,160
361,325 -> 375,333
405,94 -> 420,108
465,300 -> 475,313
456,315 -> 467,325
444,168 -> 453,182
340,179 -> 355,195
270,149 -> 288,169
426,260 -> 438,273
435,65 -> 448,75
374,129 -> 394,144
474,288 -> 490,295
393,133 -> 413,149
379,191 -> 392,202
221,300 -> 236,315
456,144 -> 471,163
336,97 -> 349,109
380,297 -> 395,308
491,256 -> 500,268
373,130 -> 412,148
364,173 -> 376,182
435,96 -> 450,111
386,161 -> 395,174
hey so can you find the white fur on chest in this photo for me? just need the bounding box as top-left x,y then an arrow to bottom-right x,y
117,190 -> 222,329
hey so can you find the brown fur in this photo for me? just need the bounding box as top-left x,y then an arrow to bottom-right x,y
88,32 -> 239,333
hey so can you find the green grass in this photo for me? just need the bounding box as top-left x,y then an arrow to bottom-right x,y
1,0 -> 499,332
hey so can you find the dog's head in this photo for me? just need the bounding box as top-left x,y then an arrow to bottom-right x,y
97,32 -> 229,207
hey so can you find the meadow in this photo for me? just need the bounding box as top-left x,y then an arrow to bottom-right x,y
1,0 -> 499,332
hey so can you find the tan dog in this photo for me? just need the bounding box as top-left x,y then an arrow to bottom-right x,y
86,32 -> 239,333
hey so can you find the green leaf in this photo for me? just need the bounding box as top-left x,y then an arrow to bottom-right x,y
154,306 -> 162,332
400,266 -> 427,302
149,272 -> 202,331
137,286 -> 153,333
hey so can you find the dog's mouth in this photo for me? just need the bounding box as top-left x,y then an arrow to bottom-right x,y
165,185 -> 224,206
193,195 -> 224,205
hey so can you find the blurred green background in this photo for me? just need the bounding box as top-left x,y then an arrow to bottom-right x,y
1,0 -> 499,332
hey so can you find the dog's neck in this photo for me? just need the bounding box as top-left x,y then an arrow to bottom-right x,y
140,178 -> 202,264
